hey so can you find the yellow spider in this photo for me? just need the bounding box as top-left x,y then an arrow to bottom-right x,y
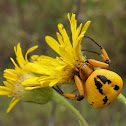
53,36 -> 123,108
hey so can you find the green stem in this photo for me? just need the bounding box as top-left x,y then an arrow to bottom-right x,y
117,93 -> 126,106
52,90 -> 88,126
22,87 -> 88,125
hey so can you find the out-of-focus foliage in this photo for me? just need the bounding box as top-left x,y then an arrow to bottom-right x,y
0,0 -> 126,126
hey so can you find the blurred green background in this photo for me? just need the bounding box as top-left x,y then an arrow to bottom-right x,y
0,0 -> 126,126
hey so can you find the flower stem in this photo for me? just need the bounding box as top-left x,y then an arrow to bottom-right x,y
117,93 -> 126,106
22,87 -> 88,125
52,90 -> 88,126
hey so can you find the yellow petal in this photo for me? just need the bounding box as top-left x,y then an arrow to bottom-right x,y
31,55 -> 39,60
3,74 -> 18,82
45,36 -> 60,55
10,58 -> 19,69
49,79 -> 61,87
22,77 -> 40,86
14,43 -> 26,68
0,91 -> 10,95
68,13 -> 77,39
4,69 -> 19,80
73,23 -> 82,47
82,21 -> 91,32
56,32 -> 64,47
25,45 -> 38,63
59,46 -> 74,64
39,76 -> 54,81
0,86 -> 10,91
25,86 -> 42,90
6,98 -> 19,113
58,23 -> 73,51
3,81 -> 13,88
26,62 -> 53,75
35,55 -> 57,63
67,13 -> 70,22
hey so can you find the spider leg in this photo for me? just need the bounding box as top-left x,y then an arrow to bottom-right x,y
84,36 -> 110,65
52,85 -> 63,95
52,75 -> 85,101
82,50 -> 106,62
86,59 -> 109,69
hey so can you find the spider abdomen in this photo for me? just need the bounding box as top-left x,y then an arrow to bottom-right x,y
85,69 -> 123,108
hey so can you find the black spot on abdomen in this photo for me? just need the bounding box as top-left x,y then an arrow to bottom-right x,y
90,102 -> 94,106
113,85 -> 119,90
94,78 -> 103,95
97,75 -> 111,84
103,96 -> 108,104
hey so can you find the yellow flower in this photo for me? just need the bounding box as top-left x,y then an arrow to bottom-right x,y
0,43 -> 38,113
23,13 -> 91,89
46,13 -> 90,63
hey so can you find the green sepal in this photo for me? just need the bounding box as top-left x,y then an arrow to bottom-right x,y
21,87 -> 53,104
